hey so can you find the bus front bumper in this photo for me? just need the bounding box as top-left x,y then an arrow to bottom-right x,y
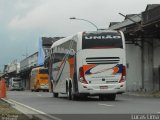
39,85 -> 49,89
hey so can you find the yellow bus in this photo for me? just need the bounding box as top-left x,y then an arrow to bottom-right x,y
30,67 -> 49,92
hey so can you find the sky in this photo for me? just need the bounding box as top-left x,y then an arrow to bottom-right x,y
0,0 -> 160,71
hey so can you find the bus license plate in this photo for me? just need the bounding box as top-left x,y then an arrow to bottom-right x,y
100,86 -> 108,89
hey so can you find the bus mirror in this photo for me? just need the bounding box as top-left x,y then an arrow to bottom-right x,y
70,49 -> 75,55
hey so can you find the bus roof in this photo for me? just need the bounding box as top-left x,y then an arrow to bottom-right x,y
50,30 -> 121,49
84,29 -> 119,34
50,35 -> 74,49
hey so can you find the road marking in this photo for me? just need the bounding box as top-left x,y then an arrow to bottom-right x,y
9,99 -> 46,114
36,94 -> 42,97
121,99 -> 132,101
98,103 -> 114,107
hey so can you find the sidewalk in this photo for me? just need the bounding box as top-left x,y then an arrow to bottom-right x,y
124,91 -> 160,97
0,99 -> 30,120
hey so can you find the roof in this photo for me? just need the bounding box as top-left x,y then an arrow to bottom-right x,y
109,22 -> 120,27
51,36 -> 73,49
145,4 -> 160,11
109,14 -> 141,30
42,37 -> 64,48
125,14 -> 137,20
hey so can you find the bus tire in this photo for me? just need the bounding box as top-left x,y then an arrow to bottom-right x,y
66,81 -> 68,93
36,89 -> 39,92
68,81 -> 72,100
99,95 -> 105,101
53,93 -> 58,98
71,93 -> 78,101
107,94 -> 116,101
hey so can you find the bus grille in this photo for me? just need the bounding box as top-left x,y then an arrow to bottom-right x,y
86,57 -> 120,64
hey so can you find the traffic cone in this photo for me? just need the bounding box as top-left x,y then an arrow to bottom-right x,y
0,79 -> 7,98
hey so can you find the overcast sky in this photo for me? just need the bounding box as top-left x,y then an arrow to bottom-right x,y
0,0 -> 160,70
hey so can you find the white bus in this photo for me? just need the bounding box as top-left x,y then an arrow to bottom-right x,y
49,30 -> 126,101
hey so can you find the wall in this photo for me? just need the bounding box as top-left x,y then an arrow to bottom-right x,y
126,39 -> 155,92
143,40 -> 153,91
126,44 -> 142,91
20,52 -> 38,90
20,52 -> 38,71
153,38 -> 160,90
7,61 -> 20,74
28,53 -> 38,68
20,58 -> 29,71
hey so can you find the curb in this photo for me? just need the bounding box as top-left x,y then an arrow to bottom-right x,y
1,98 -> 62,120
123,92 -> 160,97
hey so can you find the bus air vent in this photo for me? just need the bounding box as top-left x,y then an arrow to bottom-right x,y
86,57 -> 120,64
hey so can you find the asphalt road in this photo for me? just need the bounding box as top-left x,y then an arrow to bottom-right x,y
6,91 -> 160,120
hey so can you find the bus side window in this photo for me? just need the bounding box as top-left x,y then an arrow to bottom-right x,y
72,40 -> 77,52
9,79 -> 12,86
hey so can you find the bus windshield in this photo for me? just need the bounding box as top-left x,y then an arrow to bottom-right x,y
82,32 -> 123,49
39,68 -> 48,74
13,78 -> 21,82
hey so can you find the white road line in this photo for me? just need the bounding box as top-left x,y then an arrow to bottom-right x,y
121,99 -> 132,101
9,99 -> 46,114
36,94 -> 42,97
4,99 -> 62,120
98,103 -> 114,107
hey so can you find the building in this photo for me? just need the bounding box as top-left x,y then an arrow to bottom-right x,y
1,60 -> 21,87
109,4 -> 160,91
20,52 -> 38,89
38,37 -> 64,66
18,37 -> 63,90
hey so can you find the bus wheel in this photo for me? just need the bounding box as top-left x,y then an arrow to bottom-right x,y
67,82 -> 72,100
107,94 -> 116,101
72,94 -> 78,101
53,93 -> 58,98
36,89 -> 39,92
99,95 -> 105,101
45,89 -> 49,92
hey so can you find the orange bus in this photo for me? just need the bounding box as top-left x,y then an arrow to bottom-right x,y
30,67 -> 49,92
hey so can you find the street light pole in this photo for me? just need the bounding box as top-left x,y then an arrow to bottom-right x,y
69,17 -> 98,30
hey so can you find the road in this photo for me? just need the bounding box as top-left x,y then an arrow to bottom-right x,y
6,91 -> 160,120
